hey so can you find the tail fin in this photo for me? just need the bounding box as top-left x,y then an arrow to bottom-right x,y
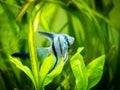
11,51 -> 29,59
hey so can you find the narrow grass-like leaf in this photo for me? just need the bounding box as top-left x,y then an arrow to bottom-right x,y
28,19 -> 39,89
33,11 -> 41,32
9,56 -> 35,87
16,1 -> 33,21
70,47 -> 88,90
87,55 -> 105,90
33,3 -> 44,32
72,0 -> 94,20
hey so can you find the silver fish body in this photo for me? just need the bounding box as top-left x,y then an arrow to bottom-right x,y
37,32 -> 74,70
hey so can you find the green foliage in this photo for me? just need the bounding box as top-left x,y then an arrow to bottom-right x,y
87,55 -> 105,90
0,0 -> 119,90
40,55 -> 64,89
9,46 -> 105,90
70,48 -> 105,90
9,53 -> 65,90
9,56 -> 35,87
70,47 -> 88,90
28,18 -> 39,90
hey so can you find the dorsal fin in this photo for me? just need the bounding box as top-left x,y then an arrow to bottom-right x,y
38,31 -> 55,40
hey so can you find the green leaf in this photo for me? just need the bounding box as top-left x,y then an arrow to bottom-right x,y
16,1 -> 33,21
44,57 -> 64,86
87,55 -> 105,90
70,47 -> 88,90
39,54 -> 55,89
9,56 -> 35,87
39,55 -> 64,89
72,0 -> 94,20
28,18 -> 39,89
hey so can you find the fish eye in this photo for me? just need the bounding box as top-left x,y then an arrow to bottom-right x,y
64,36 -> 68,41
64,36 -> 67,39
64,36 -> 70,47
66,38 -> 68,42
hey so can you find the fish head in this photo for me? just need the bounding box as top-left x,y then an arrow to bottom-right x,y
66,35 -> 74,46
59,34 -> 74,49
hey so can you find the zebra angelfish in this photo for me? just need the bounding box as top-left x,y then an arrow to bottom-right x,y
38,32 -> 74,70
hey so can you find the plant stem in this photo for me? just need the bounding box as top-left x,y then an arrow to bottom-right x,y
29,18 -> 39,90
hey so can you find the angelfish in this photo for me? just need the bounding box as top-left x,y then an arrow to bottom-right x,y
12,32 -> 74,71
38,32 -> 74,69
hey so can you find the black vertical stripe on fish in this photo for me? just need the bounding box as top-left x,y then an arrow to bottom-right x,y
50,41 -> 58,72
66,39 -> 70,50
58,36 -> 63,55
52,41 -> 58,60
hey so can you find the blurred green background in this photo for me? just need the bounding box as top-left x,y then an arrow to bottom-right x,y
0,0 -> 119,90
